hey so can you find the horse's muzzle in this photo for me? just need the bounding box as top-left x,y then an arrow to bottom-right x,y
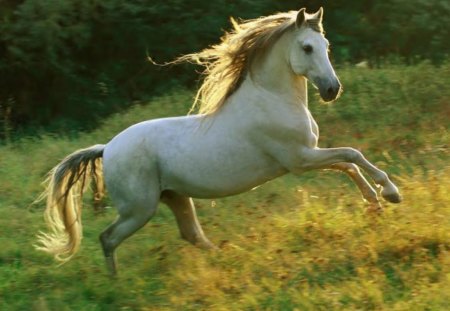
316,78 -> 342,102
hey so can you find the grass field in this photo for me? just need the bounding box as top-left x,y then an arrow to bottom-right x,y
0,62 -> 449,310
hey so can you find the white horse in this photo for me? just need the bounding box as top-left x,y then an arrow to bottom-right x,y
37,8 -> 401,275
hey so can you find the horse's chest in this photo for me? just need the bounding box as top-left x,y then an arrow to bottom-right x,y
273,109 -> 319,148
303,128 -> 319,148
305,113 -> 319,147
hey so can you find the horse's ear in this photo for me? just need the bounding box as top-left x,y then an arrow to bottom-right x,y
296,8 -> 306,28
313,7 -> 324,22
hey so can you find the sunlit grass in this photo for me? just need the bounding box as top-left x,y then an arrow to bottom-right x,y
0,63 -> 448,310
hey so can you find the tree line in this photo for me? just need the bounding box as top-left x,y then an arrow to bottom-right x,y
0,0 -> 448,139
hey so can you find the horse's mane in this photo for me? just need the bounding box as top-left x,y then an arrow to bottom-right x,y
171,10 -> 323,114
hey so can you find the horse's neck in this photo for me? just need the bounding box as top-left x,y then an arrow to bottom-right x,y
248,32 -> 308,107
215,32 -> 309,123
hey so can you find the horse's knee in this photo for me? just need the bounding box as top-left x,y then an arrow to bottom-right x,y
346,148 -> 363,163
332,162 -> 359,174
344,163 -> 360,174
99,229 -> 114,257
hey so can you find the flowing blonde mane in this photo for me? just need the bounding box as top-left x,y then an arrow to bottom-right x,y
171,10 -> 323,114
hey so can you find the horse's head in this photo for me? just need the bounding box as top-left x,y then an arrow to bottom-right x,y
289,8 -> 341,102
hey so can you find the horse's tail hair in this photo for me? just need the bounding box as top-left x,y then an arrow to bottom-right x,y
35,144 -> 105,263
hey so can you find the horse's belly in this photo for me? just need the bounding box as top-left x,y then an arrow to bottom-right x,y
159,148 -> 287,198
163,166 -> 286,198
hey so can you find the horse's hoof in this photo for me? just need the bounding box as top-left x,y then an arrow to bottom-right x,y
366,202 -> 383,215
382,191 -> 402,203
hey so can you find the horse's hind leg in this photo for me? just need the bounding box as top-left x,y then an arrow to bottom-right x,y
329,163 -> 382,212
161,191 -> 216,250
99,194 -> 159,276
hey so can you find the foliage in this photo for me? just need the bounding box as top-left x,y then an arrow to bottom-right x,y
0,0 -> 449,138
311,61 -> 450,158
0,63 -> 448,310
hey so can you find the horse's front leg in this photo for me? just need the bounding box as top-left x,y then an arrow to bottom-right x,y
297,147 -> 401,203
329,163 -> 382,212
161,191 -> 216,250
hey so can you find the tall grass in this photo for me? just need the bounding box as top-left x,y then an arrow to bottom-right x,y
0,62 -> 448,310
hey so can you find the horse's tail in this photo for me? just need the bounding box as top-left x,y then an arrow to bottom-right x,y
35,144 -> 105,262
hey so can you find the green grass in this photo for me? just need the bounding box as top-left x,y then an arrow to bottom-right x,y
0,62 -> 449,310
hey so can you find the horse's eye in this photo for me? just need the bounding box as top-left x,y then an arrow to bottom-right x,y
303,45 -> 313,54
